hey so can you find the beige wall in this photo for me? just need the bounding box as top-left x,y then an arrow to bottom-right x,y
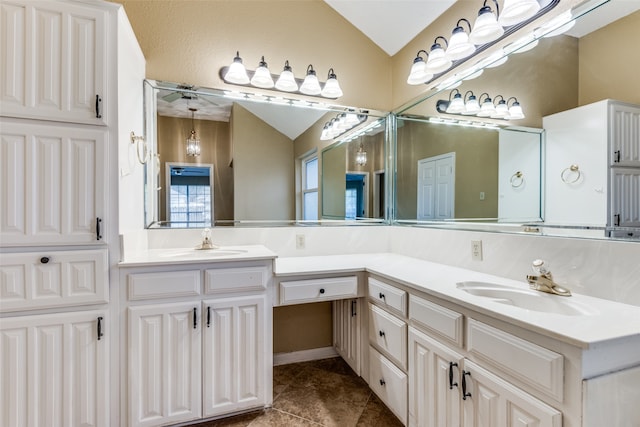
273,303 -> 333,353
157,116 -> 233,222
396,121 -> 499,220
112,0 -> 392,110
232,104 -> 295,221
579,10 -> 640,106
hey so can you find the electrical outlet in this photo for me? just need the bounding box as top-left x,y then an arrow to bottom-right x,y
296,234 -> 306,250
471,240 -> 483,261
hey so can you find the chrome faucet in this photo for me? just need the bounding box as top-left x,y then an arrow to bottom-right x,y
526,259 -> 571,296
199,228 -> 218,250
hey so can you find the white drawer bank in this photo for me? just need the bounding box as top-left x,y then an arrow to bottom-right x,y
275,253 -> 640,427
119,246 -> 276,427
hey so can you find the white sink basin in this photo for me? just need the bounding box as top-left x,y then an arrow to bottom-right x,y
157,248 -> 248,258
456,281 -> 598,316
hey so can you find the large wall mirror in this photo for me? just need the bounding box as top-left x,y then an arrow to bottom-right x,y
143,80 -> 388,228
394,0 -> 640,240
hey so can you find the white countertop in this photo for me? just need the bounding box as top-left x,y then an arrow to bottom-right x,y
119,245 -> 277,267
275,253 -> 640,354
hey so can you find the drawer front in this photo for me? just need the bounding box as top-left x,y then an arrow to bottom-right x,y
0,249 -> 108,312
205,265 -> 268,294
369,346 -> 408,425
368,303 -> 407,369
279,276 -> 357,305
368,277 -> 407,317
128,270 -> 201,301
409,294 -> 464,347
467,318 -> 564,401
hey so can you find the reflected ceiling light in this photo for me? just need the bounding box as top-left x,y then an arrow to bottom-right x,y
223,51 -> 250,84
491,95 -> 509,118
300,65 -> 322,96
499,0 -> 541,27
186,108 -> 201,157
469,0 -> 504,45
407,50 -> 433,85
462,68 -> 484,80
446,89 -> 465,113
507,97 -> 525,119
425,36 -> 452,74
505,33 -> 539,54
250,56 -> 274,88
274,60 -> 298,92
321,68 -> 343,98
320,110 -> 367,141
356,143 -> 367,166
477,93 -> 496,117
535,11 -> 575,38
446,19 -> 476,61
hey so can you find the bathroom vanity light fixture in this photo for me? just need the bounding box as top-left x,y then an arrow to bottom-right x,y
436,89 -> 525,120
406,0 -> 559,86
320,110 -> 367,141
355,143 -> 367,166
221,52 -> 343,99
186,108 -> 201,157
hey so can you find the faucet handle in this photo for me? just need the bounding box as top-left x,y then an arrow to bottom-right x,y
532,259 -> 550,275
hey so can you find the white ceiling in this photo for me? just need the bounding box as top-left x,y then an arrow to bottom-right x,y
323,0 -> 456,56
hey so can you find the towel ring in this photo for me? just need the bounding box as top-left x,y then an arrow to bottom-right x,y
131,131 -> 149,164
510,171 -> 524,188
561,164 -> 581,184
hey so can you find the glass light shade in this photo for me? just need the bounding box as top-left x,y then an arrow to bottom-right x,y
275,70 -> 298,92
425,43 -> 452,74
300,69 -> 321,96
464,96 -> 480,115
320,124 -> 331,140
407,57 -> 432,85
250,65 -> 274,88
499,0 -> 540,27
477,98 -> 496,117
345,112 -> 360,126
469,7 -> 504,45
186,130 -> 201,157
356,145 -> 367,166
223,53 -> 250,85
492,101 -> 509,118
446,27 -> 476,61
447,94 -> 465,113
508,102 -> 525,119
321,76 -> 343,98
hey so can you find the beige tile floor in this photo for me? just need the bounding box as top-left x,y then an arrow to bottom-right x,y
191,357 -> 404,427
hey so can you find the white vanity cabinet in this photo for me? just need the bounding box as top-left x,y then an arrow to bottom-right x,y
0,0 -> 109,125
122,260 -> 272,427
0,309 -> 109,427
333,297 -> 364,375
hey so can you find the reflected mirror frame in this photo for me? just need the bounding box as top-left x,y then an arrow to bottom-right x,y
142,79 -> 391,228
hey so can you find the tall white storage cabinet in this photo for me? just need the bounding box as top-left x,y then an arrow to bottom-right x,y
543,100 -> 640,235
0,1 -> 145,426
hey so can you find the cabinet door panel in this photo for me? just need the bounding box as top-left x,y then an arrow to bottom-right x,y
0,120 -> 108,245
129,302 -> 201,427
333,298 -> 361,375
0,310 -> 108,427
203,295 -> 266,417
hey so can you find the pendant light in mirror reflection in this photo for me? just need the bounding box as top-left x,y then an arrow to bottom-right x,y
406,0 -> 560,86
320,111 -> 367,141
436,89 -> 524,120
221,51 -> 343,99
186,108 -> 201,157
355,143 -> 367,166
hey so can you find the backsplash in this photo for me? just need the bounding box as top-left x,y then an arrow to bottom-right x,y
124,225 -> 640,306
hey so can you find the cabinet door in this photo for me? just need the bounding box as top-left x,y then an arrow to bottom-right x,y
0,0 -> 108,125
461,360 -> 561,427
0,120 -> 108,245
203,295 -> 267,418
128,302 -> 202,427
610,103 -> 640,167
333,298 -> 361,375
0,310 -> 108,427
409,326 -> 463,427
610,167 -> 640,228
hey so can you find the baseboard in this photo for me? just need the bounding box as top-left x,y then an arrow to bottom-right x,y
273,346 -> 338,366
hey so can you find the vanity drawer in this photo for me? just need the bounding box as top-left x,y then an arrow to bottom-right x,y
0,249 -> 108,312
205,265 -> 268,294
128,270 -> 201,301
467,318 -> 564,401
369,346 -> 408,425
279,276 -> 357,305
368,303 -> 407,369
368,277 -> 407,317
409,294 -> 464,348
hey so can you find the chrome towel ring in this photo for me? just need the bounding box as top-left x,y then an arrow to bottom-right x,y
561,164 -> 581,184
510,171 -> 524,188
